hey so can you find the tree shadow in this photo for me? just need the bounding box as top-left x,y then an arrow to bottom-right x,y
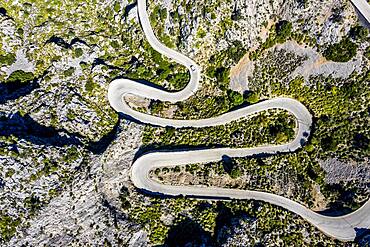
214,202 -> 253,245
87,118 -> 120,154
0,112 -> 82,147
134,143 -> 224,161
0,109 -> 121,155
135,188 -> 234,202
101,197 -> 127,224
163,217 -> 214,247
0,81 -> 39,104
45,36 -> 88,49
317,204 -> 353,216
221,155 -> 234,174
92,58 -> 126,71
123,2 -> 137,17
317,183 -> 362,216
0,7 -> 6,15
355,227 -> 370,245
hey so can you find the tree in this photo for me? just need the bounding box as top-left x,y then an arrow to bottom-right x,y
321,136 -> 337,152
244,91 -> 259,104
275,20 -> 292,42
227,90 -> 244,107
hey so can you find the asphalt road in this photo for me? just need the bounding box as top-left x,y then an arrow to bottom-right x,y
351,0 -> 370,23
108,0 -> 370,242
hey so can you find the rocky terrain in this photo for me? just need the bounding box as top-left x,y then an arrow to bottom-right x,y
0,0 -> 369,246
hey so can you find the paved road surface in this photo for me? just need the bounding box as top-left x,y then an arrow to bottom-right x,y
351,0 -> 370,23
108,0 -> 370,242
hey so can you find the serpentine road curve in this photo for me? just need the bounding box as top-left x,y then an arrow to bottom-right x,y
108,0 -> 370,242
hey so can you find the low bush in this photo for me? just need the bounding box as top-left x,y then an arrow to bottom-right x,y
323,38 -> 358,62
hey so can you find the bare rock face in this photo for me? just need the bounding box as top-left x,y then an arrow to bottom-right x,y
320,158 -> 370,186
277,41 -> 363,82
9,122 -> 148,246
230,40 -> 365,92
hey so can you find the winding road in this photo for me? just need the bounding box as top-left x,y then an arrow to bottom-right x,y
108,0 -> 370,242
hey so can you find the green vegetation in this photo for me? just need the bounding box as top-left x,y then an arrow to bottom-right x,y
247,49 -> 370,207
63,67 -> 75,77
206,40 -> 246,90
66,109 -> 76,120
5,70 -> 34,84
150,5 -> 168,25
229,165 -> 242,179
1,0 -> 368,245
250,20 -> 293,60
349,25 -> 369,41
197,28 -> 206,38
365,46 -> 370,60
150,40 -> 249,120
126,44 -> 189,91
166,72 -> 190,90
143,109 -> 295,149
85,80 -> 98,93
113,1 -> 120,13
0,0 -> 184,243
0,53 -> 16,66
5,168 -> 15,178
127,197 -> 343,245
65,146 -> 80,162
275,20 -> 293,43
251,49 -> 370,161
139,12 -> 369,243
24,195 -> 43,216
323,38 -> 358,62
74,48 -> 84,58
227,90 -> 243,107
244,91 -> 259,104
0,213 -> 21,242
149,6 -> 174,48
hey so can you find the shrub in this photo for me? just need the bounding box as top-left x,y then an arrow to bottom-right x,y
229,166 -> 242,179
166,72 -> 189,90
321,136 -> 337,152
6,70 -> 34,84
0,53 -> 16,66
85,80 -> 96,92
365,46 -> 370,60
63,67 -> 75,77
24,194 -> 43,215
244,91 -> 259,104
74,48 -> 84,58
250,20 -> 293,60
0,213 -> 21,242
349,25 -> 369,40
227,90 -> 243,107
226,40 -> 246,63
215,67 -> 229,89
323,38 -> 358,62
113,1 -> 120,12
